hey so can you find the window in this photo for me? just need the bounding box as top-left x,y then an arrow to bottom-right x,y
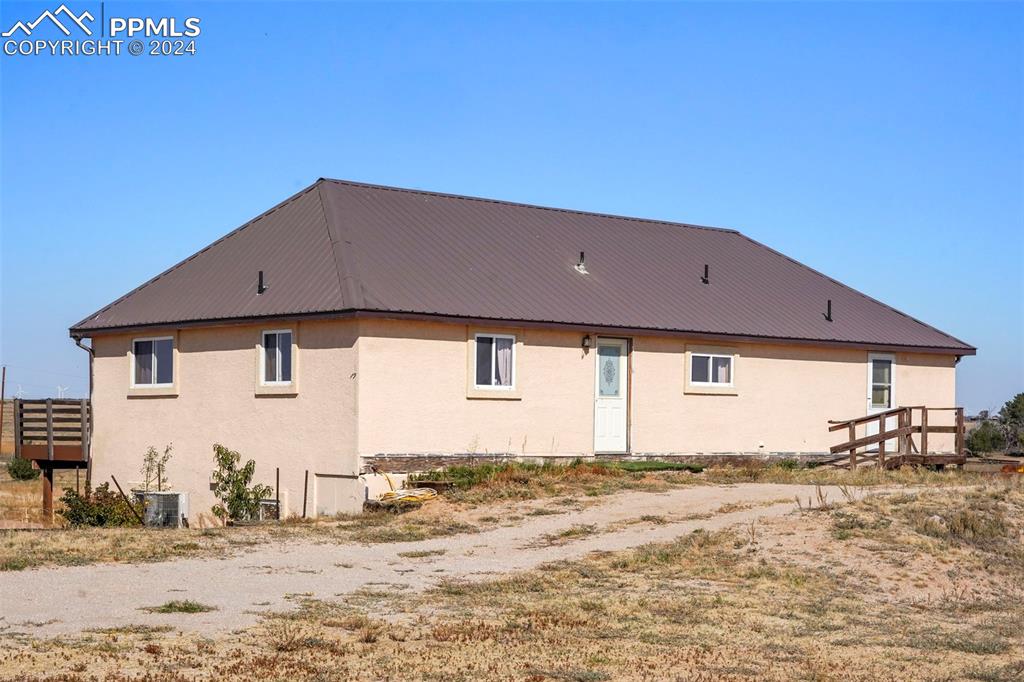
870,356 -> 893,408
474,333 -> 515,389
133,337 -> 173,387
690,353 -> 732,386
262,330 -> 293,384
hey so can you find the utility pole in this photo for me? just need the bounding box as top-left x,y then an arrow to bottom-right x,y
0,366 -> 6,456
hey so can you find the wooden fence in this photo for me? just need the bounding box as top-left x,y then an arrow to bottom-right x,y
827,406 -> 965,469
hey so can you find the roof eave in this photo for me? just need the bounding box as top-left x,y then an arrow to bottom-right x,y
68,309 -> 976,357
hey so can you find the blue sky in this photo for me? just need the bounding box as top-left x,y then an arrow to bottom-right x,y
1,1 -> 1021,413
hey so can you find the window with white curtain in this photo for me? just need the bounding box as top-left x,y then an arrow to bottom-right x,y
261,330 -> 293,384
133,337 -> 174,387
690,353 -> 733,386
475,333 -> 515,389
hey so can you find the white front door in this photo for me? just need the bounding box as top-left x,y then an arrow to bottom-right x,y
866,353 -> 898,452
594,338 -> 628,453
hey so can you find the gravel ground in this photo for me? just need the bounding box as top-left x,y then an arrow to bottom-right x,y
0,483 -> 864,637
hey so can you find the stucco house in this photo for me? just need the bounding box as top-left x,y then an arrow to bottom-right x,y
69,179 -> 974,520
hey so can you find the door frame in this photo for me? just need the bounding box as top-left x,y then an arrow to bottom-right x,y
592,336 -> 631,454
866,352 -> 897,451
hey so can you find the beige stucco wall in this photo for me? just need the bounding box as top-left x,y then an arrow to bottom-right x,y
90,319 -> 361,524
631,338 -> 957,454
355,318 -> 958,457
89,316 -> 958,520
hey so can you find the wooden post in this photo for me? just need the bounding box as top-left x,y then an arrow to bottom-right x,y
275,467 -> 280,520
897,409 -> 906,455
878,414 -> 886,468
920,407 -> 929,456
111,475 -> 145,525
79,399 -> 89,462
42,467 -> 54,522
955,407 -> 965,456
302,470 -> 309,519
848,423 -> 856,470
45,398 -> 53,461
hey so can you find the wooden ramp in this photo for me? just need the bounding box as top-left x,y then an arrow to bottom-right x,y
827,406 -> 966,470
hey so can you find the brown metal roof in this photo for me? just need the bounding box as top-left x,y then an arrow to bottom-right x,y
70,179 -> 974,354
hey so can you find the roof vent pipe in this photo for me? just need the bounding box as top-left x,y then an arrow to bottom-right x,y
257,270 -> 268,295
700,264 -> 709,285
574,252 -> 589,275
823,299 -> 833,322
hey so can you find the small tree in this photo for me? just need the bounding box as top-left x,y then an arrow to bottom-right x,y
1000,393 -> 1024,426
210,443 -> 272,523
998,393 -> 1023,451
966,421 -> 1006,454
141,443 -> 173,492
6,455 -> 40,481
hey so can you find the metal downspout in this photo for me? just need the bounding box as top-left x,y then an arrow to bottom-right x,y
72,335 -> 94,487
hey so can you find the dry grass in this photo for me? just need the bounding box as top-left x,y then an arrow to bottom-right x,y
0,498 -> 488,572
703,461 -> 987,487
0,465 -> 79,528
423,460 -> 704,505
3,481 -> 1022,680
0,460 -> 701,571
0,460 -> 997,573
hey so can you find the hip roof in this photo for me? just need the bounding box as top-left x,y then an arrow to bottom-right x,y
70,179 -> 974,355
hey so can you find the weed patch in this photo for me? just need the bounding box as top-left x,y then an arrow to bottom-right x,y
142,600 -> 216,614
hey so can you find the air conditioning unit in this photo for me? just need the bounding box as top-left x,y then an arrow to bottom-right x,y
135,491 -> 190,528
258,498 -> 280,521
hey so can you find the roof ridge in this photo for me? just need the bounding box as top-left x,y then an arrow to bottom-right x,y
69,181 -> 324,334
736,233 -> 974,350
317,181 -> 365,309
319,177 -> 740,235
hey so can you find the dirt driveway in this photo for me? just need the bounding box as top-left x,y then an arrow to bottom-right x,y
0,483 -> 863,637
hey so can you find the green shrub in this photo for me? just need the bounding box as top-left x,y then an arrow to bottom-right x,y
966,421 -> 1006,454
210,443 -> 273,523
6,455 -> 39,481
58,483 -> 143,527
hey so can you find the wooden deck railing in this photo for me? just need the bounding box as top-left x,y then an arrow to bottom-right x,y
14,398 -> 92,519
827,406 -> 965,470
14,398 -> 92,464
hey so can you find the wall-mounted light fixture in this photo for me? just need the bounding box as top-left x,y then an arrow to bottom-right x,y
581,334 -> 592,349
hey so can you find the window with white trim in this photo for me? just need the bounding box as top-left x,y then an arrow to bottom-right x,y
870,357 -> 893,408
474,333 -> 515,389
133,337 -> 174,387
690,353 -> 733,386
261,330 -> 293,385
